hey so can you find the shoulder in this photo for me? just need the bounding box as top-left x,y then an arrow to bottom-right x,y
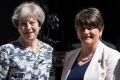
39,41 -> 53,51
0,40 -> 20,53
65,48 -> 80,59
100,41 -> 120,61
101,40 -> 116,49
100,42 -> 120,54
0,43 -> 14,51
66,48 -> 80,54
0,40 -> 19,48
0,43 -> 14,56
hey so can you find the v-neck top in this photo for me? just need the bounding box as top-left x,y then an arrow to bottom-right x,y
67,61 -> 90,80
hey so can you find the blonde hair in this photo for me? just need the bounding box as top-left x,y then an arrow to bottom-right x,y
12,2 -> 45,28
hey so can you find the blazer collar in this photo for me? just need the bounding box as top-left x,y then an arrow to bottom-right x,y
84,41 -> 104,80
64,48 -> 81,80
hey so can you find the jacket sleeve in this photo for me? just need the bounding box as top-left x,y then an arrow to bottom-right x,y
114,58 -> 120,80
0,46 -> 10,79
106,50 -> 120,80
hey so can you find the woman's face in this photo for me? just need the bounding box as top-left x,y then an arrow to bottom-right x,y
76,26 -> 102,47
18,16 -> 40,42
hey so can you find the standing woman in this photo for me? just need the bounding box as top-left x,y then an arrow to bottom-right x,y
0,2 -> 53,80
61,8 -> 120,80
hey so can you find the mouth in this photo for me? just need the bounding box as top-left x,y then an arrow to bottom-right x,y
82,36 -> 90,39
25,32 -> 33,34
81,36 -> 93,40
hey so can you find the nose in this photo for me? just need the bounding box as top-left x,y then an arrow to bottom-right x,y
83,28 -> 90,34
26,23 -> 31,29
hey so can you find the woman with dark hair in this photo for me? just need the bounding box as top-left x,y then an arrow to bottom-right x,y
61,7 -> 120,80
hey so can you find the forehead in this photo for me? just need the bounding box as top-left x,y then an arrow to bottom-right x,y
76,23 -> 100,28
77,25 -> 97,28
19,16 -> 37,22
77,26 -> 96,30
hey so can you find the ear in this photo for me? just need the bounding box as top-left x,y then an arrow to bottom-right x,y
99,29 -> 103,38
75,27 -> 79,35
38,26 -> 41,31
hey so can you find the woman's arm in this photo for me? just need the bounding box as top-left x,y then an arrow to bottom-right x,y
0,46 -> 10,79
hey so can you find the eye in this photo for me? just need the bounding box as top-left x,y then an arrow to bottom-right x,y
78,27 -> 85,31
88,26 -> 96,30
87,27 -> 93,30
19,22 -> 27,26
30,20 -> 38,26
30,21 -> 35,25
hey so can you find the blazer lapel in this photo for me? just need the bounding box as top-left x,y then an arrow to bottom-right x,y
61,48 -> 81,80
84,42 -> 104,80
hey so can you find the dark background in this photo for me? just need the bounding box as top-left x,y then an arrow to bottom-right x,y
0,0 -> 119,51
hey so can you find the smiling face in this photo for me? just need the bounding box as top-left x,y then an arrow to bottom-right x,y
76,26 -> 102,47
18,16 -> 40,42
74,8 -> 104,48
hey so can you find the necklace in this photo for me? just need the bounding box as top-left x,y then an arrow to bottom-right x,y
81,55 -> 93,62
18,37 -> 42,53
79,50 -> 94,62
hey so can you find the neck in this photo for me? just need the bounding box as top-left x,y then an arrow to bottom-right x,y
18,37 -> 39,52
81,41 -> 99,57
81,48 -> 94,57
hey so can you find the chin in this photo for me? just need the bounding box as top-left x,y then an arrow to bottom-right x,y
26,37 -> 36,40
82,40 -> 93,45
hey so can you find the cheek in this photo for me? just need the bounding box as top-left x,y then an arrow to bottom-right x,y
35,27 -> 41,35
92,29 -> 100,34
18,27 -> 22,34
76,29 -> 82,35
36,22 -> 41,31
93,31 -> 101,39
76,30 -> 82,39
18,25 -> 25,31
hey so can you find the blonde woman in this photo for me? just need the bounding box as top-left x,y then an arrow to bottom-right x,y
0,2 -> 53,80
